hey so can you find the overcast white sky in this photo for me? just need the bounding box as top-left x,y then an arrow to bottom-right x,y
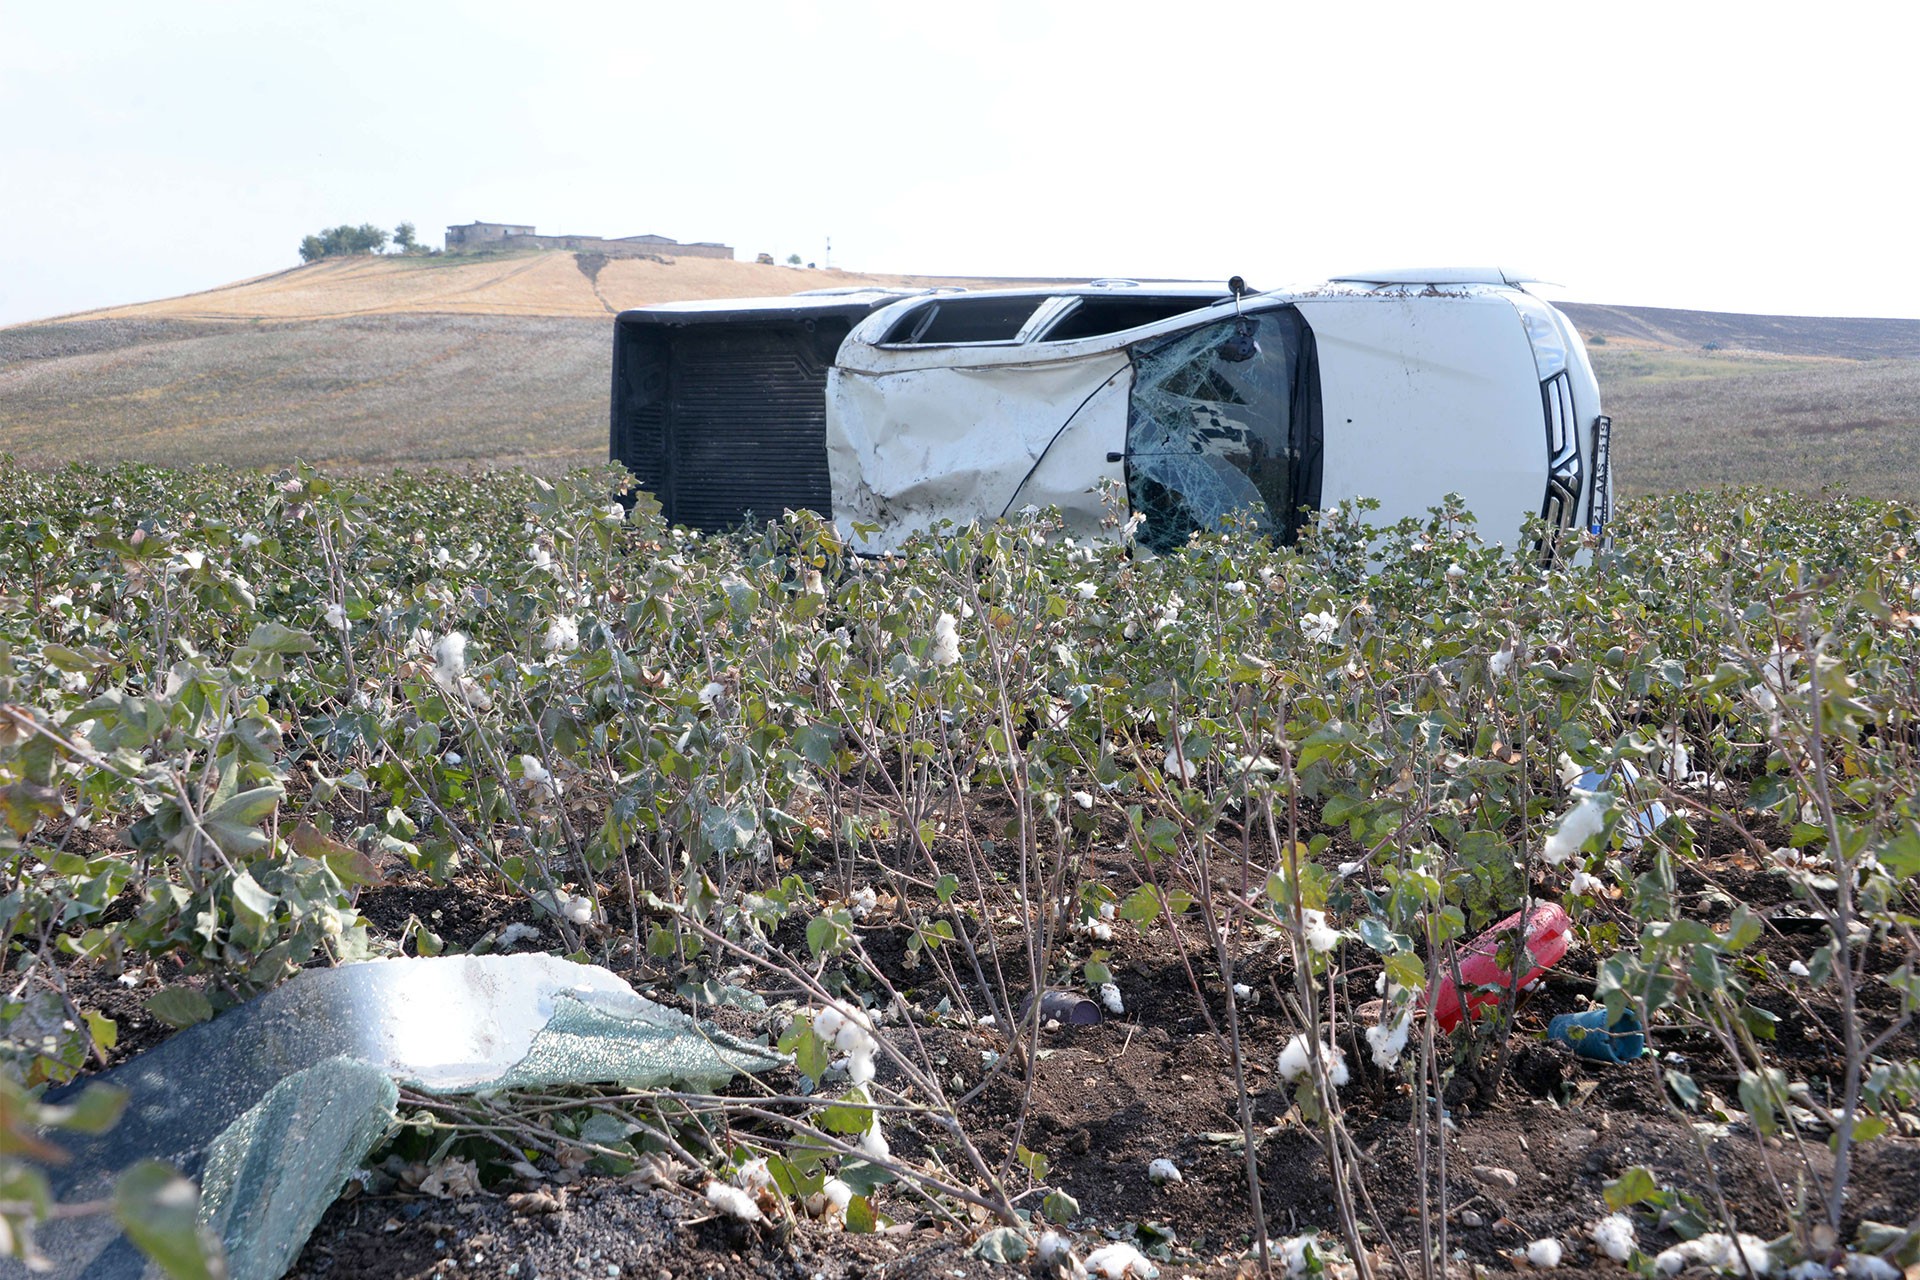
2,1 -> 1914,327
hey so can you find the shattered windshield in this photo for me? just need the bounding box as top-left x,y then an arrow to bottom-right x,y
1125,308 -> 1317,552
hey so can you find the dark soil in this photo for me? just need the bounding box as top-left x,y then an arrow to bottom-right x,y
39,797 -> 1920,1278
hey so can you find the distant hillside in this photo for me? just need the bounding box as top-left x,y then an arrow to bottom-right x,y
1559,302 -> 1920,360
4,252 -> 1918,499
52,251 -> 1068,324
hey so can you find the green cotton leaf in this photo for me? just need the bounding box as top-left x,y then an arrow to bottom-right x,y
1665,1070 -> 1702,1110
229,871 -> 279,931
1604,1165 -> 1660,1211
113,1160 -> 227,1280
972,1226 -> 1029,1262
795,723 -> 840,769
1015,1144 -> 1049,1181
935,874 -> 960,904
835,1158 -> 894,1196
239,622 -> 317,655
82,1009 -> 119,1057
806,909 -> 852,959
820,1092 -> 874,1136
203,786 -> 283,859
145,987 -> 214,1030
1118,884 -> 1162,926
1042,1188 -> 1080,1224
845,1194 -> 883,1235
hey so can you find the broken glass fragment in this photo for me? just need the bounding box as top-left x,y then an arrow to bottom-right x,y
19,955 -> 784,1280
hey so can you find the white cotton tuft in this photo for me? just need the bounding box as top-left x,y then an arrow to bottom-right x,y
1490,642 -> 1514,677
1656,1233 -> 1772,1277
1084,1242 -> 1159,1279
520,754 -> 562,800
1099,982 -> 1125,1015
1569,870 -> 1605,897
1302,610 -> 1339,645
432,631 -> 468,681
930,612 -> 961,667
541,615 -> 579,653
1278,1035 -> 1348,1087
1543,790 -> 1607,864
1789,959 -> 1811,978
698,680 -> 725,707
1037,1230 -> 1075,1264
1232,983 -> 1255,1004
1525,1237 -> 1562,1268
1146,1158 -> 1181,1185
324,602 -> 348,630
1590,1213 -> 1636,1262
1164,746 -> 1196,785
1300,908 -> 1341,953
822,1178 -> 854,1214
734,1158 -> 774,1192
704,1180 -> 763,1222
1445,562 -> 1467,582
1365,1008 -> 1414,1070
858,1122 -> 890,1164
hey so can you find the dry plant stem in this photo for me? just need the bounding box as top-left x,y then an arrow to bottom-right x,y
1265,783 -> 1373,1280
670,910 -> 1022,1227
1192,827 -> 1274,1279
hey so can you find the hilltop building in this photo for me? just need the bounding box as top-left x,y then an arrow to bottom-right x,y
444,221 -> 733,260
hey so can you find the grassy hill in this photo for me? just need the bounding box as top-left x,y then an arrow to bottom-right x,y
4,253 -> 1918,496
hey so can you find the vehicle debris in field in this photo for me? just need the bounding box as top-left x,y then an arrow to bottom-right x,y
611,269 -> 1609,558
1548,1006 -> 1646,1063
1430,903 -> 1571,1031
27,955 -> 784,1280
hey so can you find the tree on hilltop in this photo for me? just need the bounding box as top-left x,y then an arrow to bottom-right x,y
393,222 -> 418,253
298,223 -> 392,263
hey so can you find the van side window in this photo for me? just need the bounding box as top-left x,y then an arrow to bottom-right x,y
879,297 -> 1044,345
1125,308 -> 1320,552
1041,296 -> 1224,342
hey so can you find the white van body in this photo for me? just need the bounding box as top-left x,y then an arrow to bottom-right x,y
610,270 -> 1608,556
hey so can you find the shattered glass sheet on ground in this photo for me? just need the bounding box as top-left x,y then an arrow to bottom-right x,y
15,954 -> 784,1280
1126,314 -> 1299,553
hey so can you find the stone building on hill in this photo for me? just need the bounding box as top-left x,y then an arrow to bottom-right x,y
444,221 -> 733,259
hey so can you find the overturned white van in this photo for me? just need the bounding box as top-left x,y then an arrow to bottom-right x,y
609,269 -> 1608,555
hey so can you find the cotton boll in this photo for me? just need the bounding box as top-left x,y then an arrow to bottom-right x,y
1084,1242 -> 1159,1279
1569,870 -> 1605,897
832,1018 -> 872,1055
1300,909 -> 1340,953
542,615 -> 579,653
734,1158 -> 774,1192
822,1178 -> 854,1214
930,613 -> 961,667
1164,746 -> 1196,785
1365,1009 -> 1414,1070
1445,563 -> 1467,583
324,602 -> 349,630
848,886 -> 878,919
1589,1213 -> 1635,1263
1789,959 -> 1811,978
1490,641 -> 1515,678
1543,790 -> 1607,864
433,631 -> 468,681
812,1006 -> 845,1043
1525,1237 -> 1562,1268
1037,1231 -> 1075,1264
698,680 -> 725,707
1099,982 -> 1125,1015
1232,983 -> 1255,1004
520,755 -> 562,800
705,1180 -> 764,1222
858,1122 -> 890,1164
1278,1035 -> 1348,1087
1146,1158 -> 1182,1185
